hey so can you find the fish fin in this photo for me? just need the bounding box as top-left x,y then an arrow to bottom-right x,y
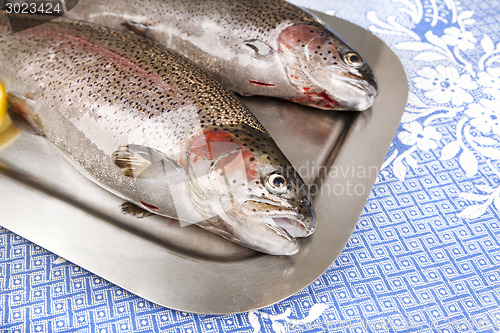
113,145 -> 152,177
243,39 -> 274,57
120,201 -> 153,218
122,21 -> 151,38
112,144 -> 182,179
6,92 -> 44,135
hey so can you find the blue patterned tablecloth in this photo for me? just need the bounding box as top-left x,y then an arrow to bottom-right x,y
2,0 -> 500,332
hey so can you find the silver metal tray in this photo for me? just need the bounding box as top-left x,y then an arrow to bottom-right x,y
0,11 -> 408,314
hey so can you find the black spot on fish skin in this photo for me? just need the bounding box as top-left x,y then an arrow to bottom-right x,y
0,12 -> 314,245
0,14 -> 269,142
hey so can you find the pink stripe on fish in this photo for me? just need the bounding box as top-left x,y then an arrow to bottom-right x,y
21,24 -> 182,99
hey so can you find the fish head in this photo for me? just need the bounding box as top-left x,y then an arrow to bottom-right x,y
277,23 -> 378,111
189,126 -> 315,255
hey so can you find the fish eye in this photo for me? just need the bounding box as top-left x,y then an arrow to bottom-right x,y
265,173 -> 289,194
343,52 -> 363,68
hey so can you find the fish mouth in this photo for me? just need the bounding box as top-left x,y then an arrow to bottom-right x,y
266,216 -> 313,238
328,78 -> 377,110
197,199 -> 315,255
345,78 -> 378,98
241,200 -> 315,239
293,62 -> 378,110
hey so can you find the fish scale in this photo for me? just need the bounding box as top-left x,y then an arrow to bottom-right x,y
0,14 -> 315,255
67,0 -> 378,111
4,15 -> 265,133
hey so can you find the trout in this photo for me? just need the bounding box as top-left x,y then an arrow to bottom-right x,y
67,0 -> 378,111
0,14 -> 315,255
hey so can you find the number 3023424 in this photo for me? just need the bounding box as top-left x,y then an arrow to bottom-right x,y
5,1 -> 64,14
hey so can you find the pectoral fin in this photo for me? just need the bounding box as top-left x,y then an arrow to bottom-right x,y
113,145 -> 199,221
112,144 -> 182,179
6,92 -> 44,135
120,201 -> 153,218
243,39 -> 275,57
122,21 -> 151,38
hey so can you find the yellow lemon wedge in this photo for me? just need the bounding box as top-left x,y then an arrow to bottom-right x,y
0,81 -> 6,128
0,82 -> 20,150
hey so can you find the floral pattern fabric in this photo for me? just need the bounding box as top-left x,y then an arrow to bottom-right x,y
1,0 -> 500,332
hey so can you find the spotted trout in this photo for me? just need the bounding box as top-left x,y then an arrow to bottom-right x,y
67,0 -> 378,111
0,14 -> 315,255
